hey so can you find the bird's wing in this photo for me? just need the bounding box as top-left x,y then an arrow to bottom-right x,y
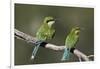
36,24 -> 49,40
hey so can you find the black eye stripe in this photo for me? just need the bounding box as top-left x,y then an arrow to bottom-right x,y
76,27 -> 80,30
46,19 -> 55,23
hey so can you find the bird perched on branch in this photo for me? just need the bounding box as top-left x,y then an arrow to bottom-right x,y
61,27 -> 80,61
31,16 -> 56,60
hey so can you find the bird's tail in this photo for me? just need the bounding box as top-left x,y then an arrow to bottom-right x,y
31,44 -> 40,60
61,48 -> 70,61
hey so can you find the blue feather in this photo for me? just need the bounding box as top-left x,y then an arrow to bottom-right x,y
61,48 -> 70,61
31,44 -> 40,59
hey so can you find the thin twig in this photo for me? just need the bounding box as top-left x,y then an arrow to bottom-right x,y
88,55 -> 94,58
14,29 -> 93,61
73,49 -> 89,61
87,55 -> 94,61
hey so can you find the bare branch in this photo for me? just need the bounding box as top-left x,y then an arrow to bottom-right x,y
88,55 -> 94,58
45,43 -> 65,51
15,29 -> 38,44
45,44 -> 90,61
74,49 -> 89,61
14,29 -> 93,61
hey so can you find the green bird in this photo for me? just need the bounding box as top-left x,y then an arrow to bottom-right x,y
31,16 -> 56,59
61,27 -> 80,61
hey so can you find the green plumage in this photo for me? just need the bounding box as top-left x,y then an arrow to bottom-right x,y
36,19 -> 55,41
31,16 -> 55,59
61,27 -> 80,61
65,27 -> 80,48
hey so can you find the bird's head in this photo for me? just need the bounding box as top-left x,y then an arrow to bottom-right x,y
43,16 -> 55,27
71,27 -> 80,36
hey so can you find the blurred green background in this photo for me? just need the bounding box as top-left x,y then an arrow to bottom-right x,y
15,3 -> 94,65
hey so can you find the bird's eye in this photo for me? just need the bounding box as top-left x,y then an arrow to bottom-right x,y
46,19 -> 55,23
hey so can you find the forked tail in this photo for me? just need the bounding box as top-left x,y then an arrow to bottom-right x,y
61,48 -> 70,61
31,44 -> 40,60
